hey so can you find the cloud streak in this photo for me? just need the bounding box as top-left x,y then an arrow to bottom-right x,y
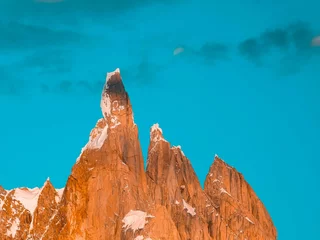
175,42 -> 230,65
237,21 -> 320,74
0,22 -> 85,51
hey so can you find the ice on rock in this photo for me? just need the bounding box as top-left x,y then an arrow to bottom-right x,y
150,123 -> 167,142
122,210 -> 154,233
172,145 -> 185,156
245,216 -> 254,224
6,217 -> 20,238
220,188 -> 231,197
182,199 -> 196,216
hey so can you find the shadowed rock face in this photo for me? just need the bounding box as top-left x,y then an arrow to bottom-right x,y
0,68 -> 277,240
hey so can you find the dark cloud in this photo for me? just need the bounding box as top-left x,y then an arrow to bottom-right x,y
0,22 -> 84,51
197,43 -> 229,63
239,23 -> 317,57
38,79 -> 104,95
176,42 -> 230,64
238,21 -> 320,74
238,38 -> 265,64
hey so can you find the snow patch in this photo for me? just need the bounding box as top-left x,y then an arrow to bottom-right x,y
55,188 -> 64,203
6,217 -> 20,238
151,123 -> 162,134
76,119 -> 109,163
101,92 -> 112,119
182,199 -> 196,216
175,200 -> 180,205
134,236 -> 144,240
172,145 -> 185,156
87,123 -> 109,149
122,210 -> 154,233
14,188 -> 41,214
110,116 -> 121,129
150,123 -> 167,142
0,191 -> 8,209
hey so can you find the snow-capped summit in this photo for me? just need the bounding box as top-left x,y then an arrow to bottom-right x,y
150,123 -> 167,142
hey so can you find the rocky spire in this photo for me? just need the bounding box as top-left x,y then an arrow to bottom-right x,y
100,68 -> 134,128
146,123 -> 212,240
204,155 -> 277,239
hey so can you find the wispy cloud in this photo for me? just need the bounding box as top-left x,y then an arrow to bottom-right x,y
0,22 -> 84,51
175,42 -> 230,64
237,21 -> 320,74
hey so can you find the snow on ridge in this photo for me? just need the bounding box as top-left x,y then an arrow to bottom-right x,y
151,123 -> 162,134
14,187 -> 41,214
182,199 -> 196,217
75,119 -> 107,163
122,210 -> 154,233
101,91 -> 112,118
79,120 -> 109,156
171,145 -> 185,156
55,188 -> 64,203
150,123 -> 167,143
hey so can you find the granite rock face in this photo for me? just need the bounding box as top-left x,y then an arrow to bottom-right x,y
0,68 -> 277,240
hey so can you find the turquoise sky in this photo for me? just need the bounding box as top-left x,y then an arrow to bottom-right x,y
1,0 -> 319,239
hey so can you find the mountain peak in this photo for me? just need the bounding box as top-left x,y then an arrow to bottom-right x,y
150,123 -> 166,142
0,67 -> 277,240
100,68 -> 127,119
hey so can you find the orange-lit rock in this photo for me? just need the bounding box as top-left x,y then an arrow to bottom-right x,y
0,68 -> 277,240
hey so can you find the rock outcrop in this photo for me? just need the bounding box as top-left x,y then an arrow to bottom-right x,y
0,68 -> 277,240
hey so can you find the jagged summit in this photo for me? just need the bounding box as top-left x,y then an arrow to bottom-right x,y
150,123 -> 167,142
100,68 -> 133,128
0,68 -> 277,240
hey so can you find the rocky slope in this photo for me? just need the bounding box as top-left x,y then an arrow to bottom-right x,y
0,68 -> 277,240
